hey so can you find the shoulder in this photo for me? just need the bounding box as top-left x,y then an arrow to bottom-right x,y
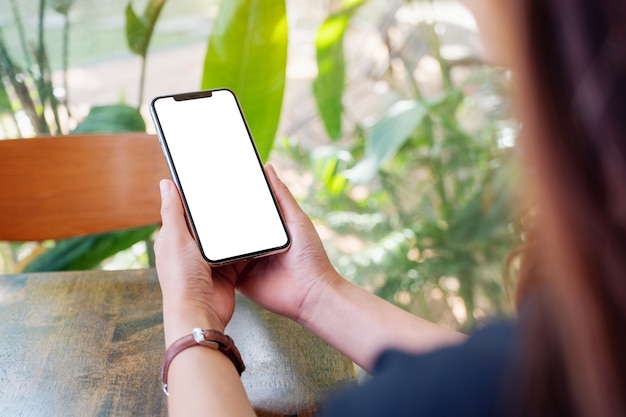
322,321 -> 520,417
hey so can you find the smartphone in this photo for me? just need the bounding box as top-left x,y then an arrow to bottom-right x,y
150,88 -> 290,265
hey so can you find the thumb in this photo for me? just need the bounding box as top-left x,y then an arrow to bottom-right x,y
157,179 -> 193,247
160,179 -> 183,222
265,164 -> 312,227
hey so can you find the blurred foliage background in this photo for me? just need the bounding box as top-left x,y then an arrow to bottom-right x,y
0,0 -> 523,331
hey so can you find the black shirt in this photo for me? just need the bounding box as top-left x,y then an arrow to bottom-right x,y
322,322 -> 521,417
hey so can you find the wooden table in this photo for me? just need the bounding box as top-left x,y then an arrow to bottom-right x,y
0,269 -> 354,417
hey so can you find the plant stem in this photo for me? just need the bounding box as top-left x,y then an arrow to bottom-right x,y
422,115 -> 451,222
138,56 -> 147,108
35,0 -> 51,134
145,238 -> 156,267
62,11 -> 71,117
41,50 -> 63,134
380,170 -> 411,224
36,0 -> 47,99
401,56 -> 424,102
424,0 -> 452,92
9,0 -> 33,73
0,37 -> 41,134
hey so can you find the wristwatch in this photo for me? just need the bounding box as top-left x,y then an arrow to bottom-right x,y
161,328 -> 245,395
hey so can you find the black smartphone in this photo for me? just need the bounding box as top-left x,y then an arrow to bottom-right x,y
149,88 -> 291,265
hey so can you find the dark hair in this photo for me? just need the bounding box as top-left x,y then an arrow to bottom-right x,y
513,0 -> 626,415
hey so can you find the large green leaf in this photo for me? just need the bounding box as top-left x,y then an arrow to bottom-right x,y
22,226 -> 157,272
344,99 -> 427,184
201,0 -> 288,162
125,0 -> 167,57
312,0 -> 365,141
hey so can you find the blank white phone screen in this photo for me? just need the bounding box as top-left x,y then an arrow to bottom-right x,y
153,90 -> 289,263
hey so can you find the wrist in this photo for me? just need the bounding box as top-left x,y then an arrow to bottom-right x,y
161,327 -> 245,395
297,268 -> 344,327
162,304 -> 225,346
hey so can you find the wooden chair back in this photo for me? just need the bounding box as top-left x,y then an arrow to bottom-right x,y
0,133 -> 170,241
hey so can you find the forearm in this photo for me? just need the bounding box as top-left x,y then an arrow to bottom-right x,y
298,272 -> 465,372
162,305 -> 255,417
165,347 -> 254,417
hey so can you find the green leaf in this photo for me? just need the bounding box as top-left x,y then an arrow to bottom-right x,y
201,0 -> 288,162
72,104 -> 146,133
344,100 -> 427,184
125,0 -> 167,57
311,146 -> 353,196
22,226 -> 157,272
312,0 -> 365,141
0,79 -> 12,113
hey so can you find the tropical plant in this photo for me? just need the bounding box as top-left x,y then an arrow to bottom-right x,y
279,0 -> 523,329
0,0 -> 153,272
1,0 -> 520,330
0,0 -> 290,272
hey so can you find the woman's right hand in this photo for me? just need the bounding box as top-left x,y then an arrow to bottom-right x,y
240,166 -> 463,371
235,164 -> 340,324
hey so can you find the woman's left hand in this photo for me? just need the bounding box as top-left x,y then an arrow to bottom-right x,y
154,179 -> 247,344
155,179 -> 256,415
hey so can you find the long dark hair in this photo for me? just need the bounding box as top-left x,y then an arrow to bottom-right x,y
513,0 -> 626,415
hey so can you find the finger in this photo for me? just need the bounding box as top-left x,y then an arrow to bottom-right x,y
265,164 -> 306,222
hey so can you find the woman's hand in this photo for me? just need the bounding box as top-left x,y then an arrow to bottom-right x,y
155,179 -> 247,343
235,165 -> 341,324
241,166 -> 463,371
155,179 -> 256,416
154,165 -> 339,343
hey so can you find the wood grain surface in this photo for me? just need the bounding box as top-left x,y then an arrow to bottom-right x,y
0,269 -> 354,417
0,134 -> 170,241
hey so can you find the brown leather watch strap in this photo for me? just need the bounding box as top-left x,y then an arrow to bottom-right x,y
161,328 -> 245,395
